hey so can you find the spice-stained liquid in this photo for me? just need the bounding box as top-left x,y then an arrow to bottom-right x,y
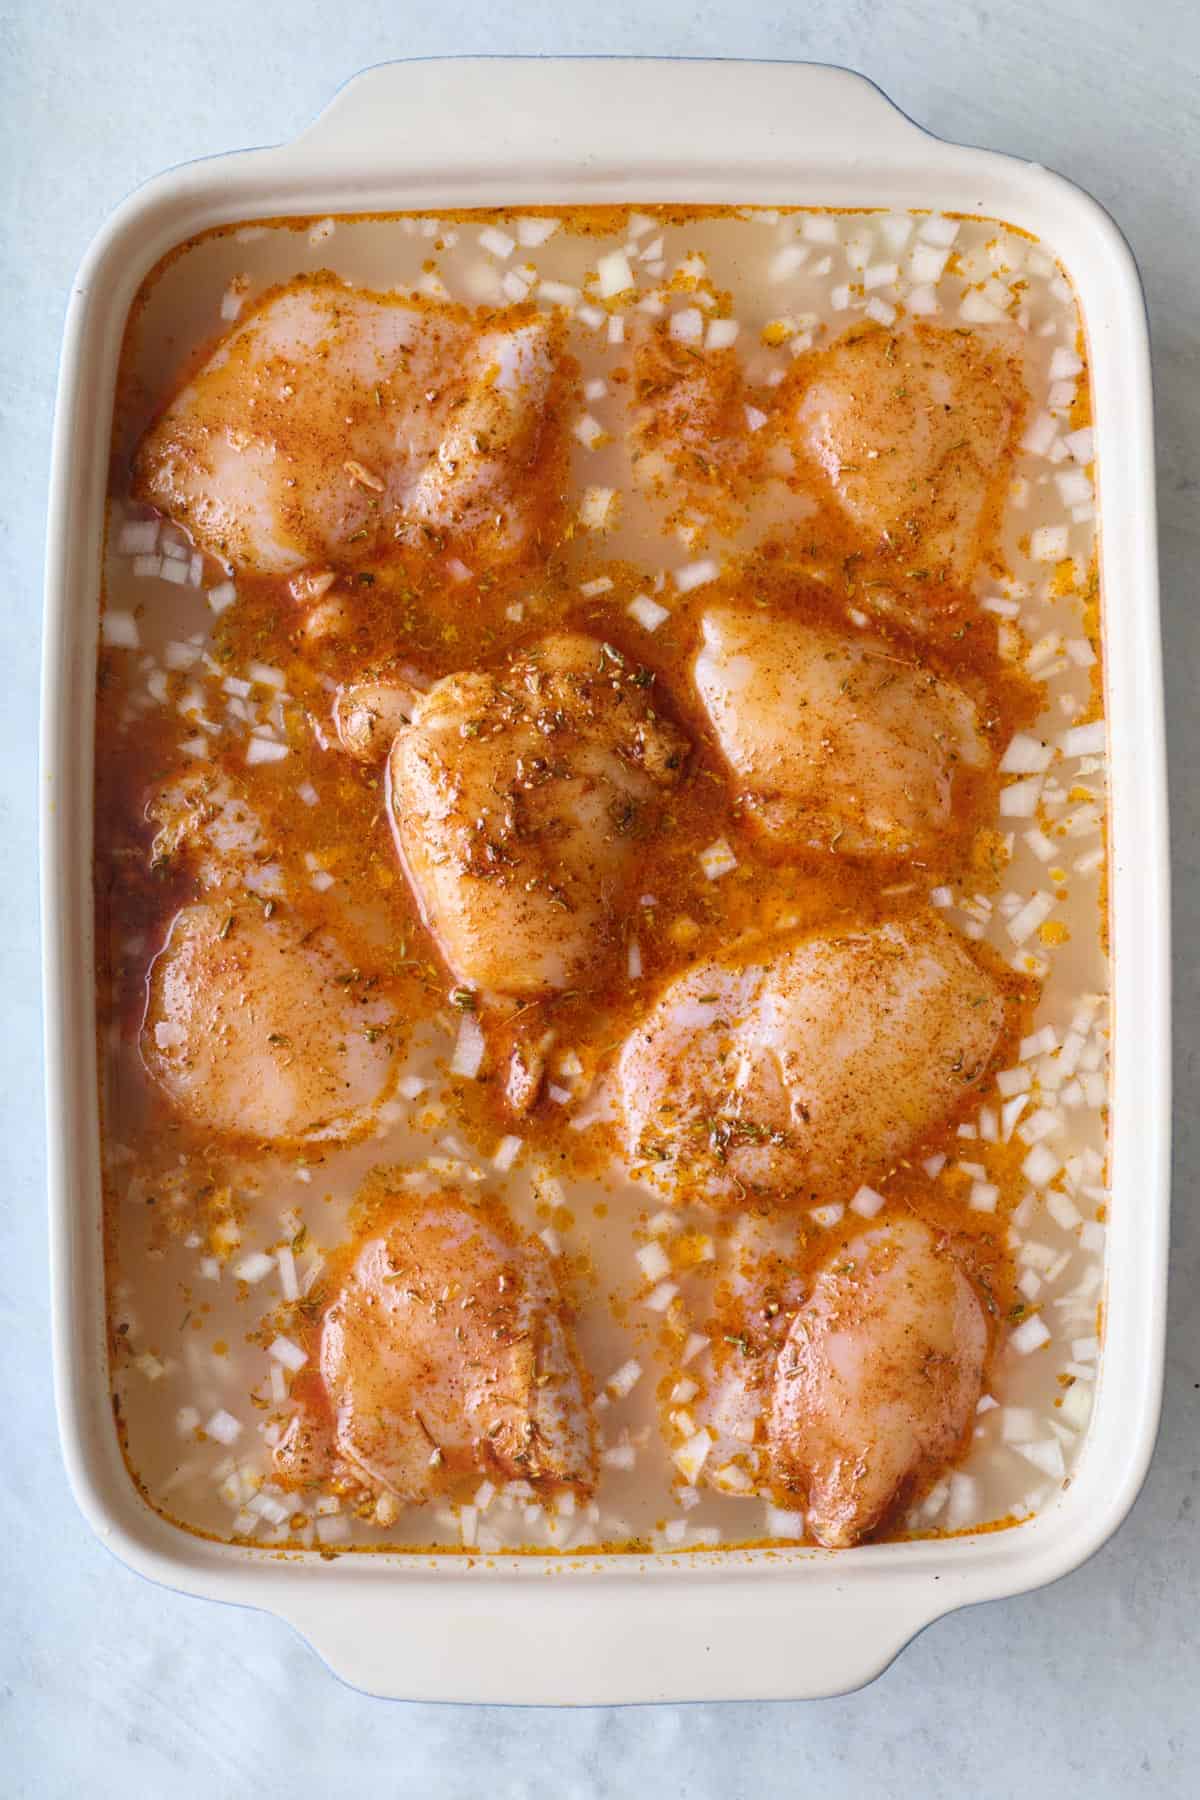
96,206 -> 1107,1555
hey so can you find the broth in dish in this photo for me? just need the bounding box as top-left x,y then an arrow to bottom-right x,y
95,205 -> 1108,1555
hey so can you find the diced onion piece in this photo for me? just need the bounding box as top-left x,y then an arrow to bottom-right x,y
517,216 -> 558,248
573,413 -> 606,449
1049,346 -> 1083,380
628,593 -> 670,632
810,1202 -> 844,1228
246,738 -> 289,766
1060,1382 -> 1093,1431
1001,1405 -> 1039,1441
849,1185 -> 886,1218
596,249 -> 635,297
669,307 -> 704,344
492,1134 -> 523,1173
919,214 -> 959,247
675,558 -> 719,592
1006,891 -> 1055,944
1064,426 -> 1094,463
450,1014 -> 486,1080
1009,1314 -> 1052,1355
478,225 -> 515,259
268,1335 -> 307,1373
706,318 -> 739,350
1022,412 -> 1058,456
699,838 -> 738,881
960,291 -> 1006,324
101,612 -> 139,649
1000,732 -> 1053,775
1018,1107 -> 1064,1146
607,1359 -> 643,1399
1058,720 -> 1106,758
766,1505 -> 806,1539
644,1280 -> 679,1313
745,405 -> 768,432
234,1251 -> 275,1284
601,1443 -> 637,1471
276,1245 -> 299,1302
118,518 -> 160,555
579,485 -> 618,531
800,215 -> 839,244
999,775 -> 1043,818
1017,1438 -> 1066,1479
205,1409 -> 243,1445
673,1429 -> 713,1484
636,1242 -> 671,1285
1031,524 -> 1070,562
768,244 -> 808,282
969,1181 -> 999,1213
945,1471 -> 980,1530
1022,1143 -> 1062,1186
1001,1095 -> 1029,1139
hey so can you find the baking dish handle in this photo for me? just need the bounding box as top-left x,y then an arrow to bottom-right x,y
290,58 -> 940,172
276,1572 -> 949,1705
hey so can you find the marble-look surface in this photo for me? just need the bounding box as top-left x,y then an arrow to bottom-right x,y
2,3 -> 1197,1794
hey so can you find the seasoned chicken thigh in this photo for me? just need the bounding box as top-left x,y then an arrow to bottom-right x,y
142,901 -> 398,1144
694,604 -> 990,856
630,327 -> 748,530
147,769 -> 283,898
787,322 -> 1023,582
333,672 -> 423,761
768,1217 -> 988,1546
616,910 -> 1006,1205
274,1195 -> 596,1503
133,277 -> 564,576
388,633 -> 688,998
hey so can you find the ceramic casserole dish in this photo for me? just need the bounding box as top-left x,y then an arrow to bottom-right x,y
42,57 -> 1168,1702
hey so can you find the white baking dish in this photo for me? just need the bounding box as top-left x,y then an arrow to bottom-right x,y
42,57 -> 1169,1703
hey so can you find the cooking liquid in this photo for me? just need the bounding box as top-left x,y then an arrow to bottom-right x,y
96,206 -> 1108,1555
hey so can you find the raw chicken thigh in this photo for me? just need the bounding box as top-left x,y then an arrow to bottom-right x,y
147,769 -> 284,899
388,633 -> 689,998
787,321 -> 1023,583
333,671 -> 423,761
630,326 -> 748,531
768,1216 -> 989,1546
142,900 -> 398,1144
616,909 -> 1006,1206
694,604 -> 990,856
274,1195 -> 596,1503
133,277 -> 564,576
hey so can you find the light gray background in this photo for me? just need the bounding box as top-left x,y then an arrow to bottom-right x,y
2,3 -> 1196,1794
